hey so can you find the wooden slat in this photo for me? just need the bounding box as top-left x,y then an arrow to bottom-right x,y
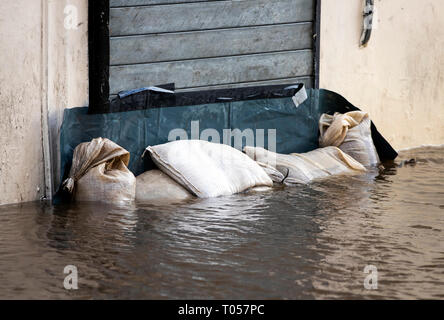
176,77 -> 313,92
110,50 -> 313,94
110,0 -> 314,36
110,0 -> 223,7
111,23 -> 313,65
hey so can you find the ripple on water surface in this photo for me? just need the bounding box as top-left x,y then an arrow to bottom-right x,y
0,146 -> 443,299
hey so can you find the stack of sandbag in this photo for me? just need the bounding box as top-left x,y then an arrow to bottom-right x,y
136,170 -> 193,202
244,146 -> 366,185
145,140 -> 273,198
62,138 -> 136,203
319,111 -> 380,166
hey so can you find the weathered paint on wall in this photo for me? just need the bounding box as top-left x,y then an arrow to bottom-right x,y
0,0 -> 88,206
47,0 -> 89,191
0,0 -> 45,204
320,0 -> 444,150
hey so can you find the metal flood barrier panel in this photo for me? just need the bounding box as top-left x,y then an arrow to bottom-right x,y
109,0 -> 317,99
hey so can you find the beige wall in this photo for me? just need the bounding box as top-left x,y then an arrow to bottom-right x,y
0,1 -> 45,204
0,0 -> 88,206
320,0 -> 444,150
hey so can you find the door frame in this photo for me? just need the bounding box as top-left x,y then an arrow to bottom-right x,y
88,0 -> 321,114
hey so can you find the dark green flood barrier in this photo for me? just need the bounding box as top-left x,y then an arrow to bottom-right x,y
58,86 -> 397,201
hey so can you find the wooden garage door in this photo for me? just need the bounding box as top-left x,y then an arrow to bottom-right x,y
109,0 -> 316,96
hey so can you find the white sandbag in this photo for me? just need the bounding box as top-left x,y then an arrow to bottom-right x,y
244,146 -> 366,185
255,161 -> 286,183
62,138 -> 136,203
244,186 -> 274,194
146,140 -> 273,198
136,170 -> 193,202
319,111 -> 380,166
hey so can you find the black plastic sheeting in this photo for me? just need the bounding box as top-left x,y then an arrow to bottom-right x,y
100,83 -> 306,114
57,85 -> 397,201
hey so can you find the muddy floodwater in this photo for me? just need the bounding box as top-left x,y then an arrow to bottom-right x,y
0,146 -> 443,299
